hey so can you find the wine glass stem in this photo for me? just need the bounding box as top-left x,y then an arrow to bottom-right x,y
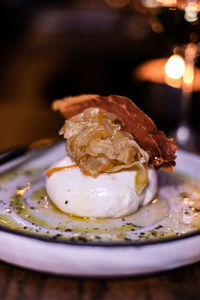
173,43 -> 199,150
180,43 -> 197,124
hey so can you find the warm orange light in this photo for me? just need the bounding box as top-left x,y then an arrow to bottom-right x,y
133,58 -> 200,91
104,0 -> 130,8
157,0 -> 177,6
143,0 -> 177,8
133,58 -> 166,84
183,65 -> 194,92
164,55 -> 185,88
165,55 -> 185,79
151,20 -> 164,33
143,0 -> 200,11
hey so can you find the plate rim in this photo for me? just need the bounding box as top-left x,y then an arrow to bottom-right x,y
0,221 -> 200,248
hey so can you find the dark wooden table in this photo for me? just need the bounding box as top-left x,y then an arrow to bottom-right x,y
1,260 -> 200,300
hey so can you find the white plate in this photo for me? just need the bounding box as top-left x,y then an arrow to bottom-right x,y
0,142 -> 200,277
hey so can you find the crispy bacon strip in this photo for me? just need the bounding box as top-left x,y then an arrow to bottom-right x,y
53,94 -> 178,169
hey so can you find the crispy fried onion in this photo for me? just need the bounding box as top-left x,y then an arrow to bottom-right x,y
60,107 -> 149,194
53,94 -> 178,169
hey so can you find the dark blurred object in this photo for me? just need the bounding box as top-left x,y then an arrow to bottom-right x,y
0,0 -> 199,151
141,0 -> 200,45
140,0 -> 200,151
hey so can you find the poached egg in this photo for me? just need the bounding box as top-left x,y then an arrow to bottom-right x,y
46,155 -> 157,218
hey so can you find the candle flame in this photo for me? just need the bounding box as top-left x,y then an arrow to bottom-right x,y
164,55 -> 185,88
165,55 -> 185,80
133,57 -> 200,91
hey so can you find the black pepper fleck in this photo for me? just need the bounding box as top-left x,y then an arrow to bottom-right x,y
126,222 -> 134,226
154,225 -> 163,230
52,234 -> 62,239
77,237 -> 87,242
124,237 -> 132,241
65,228 -> 72,232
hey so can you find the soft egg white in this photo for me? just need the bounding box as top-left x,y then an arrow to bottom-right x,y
46,155 -> 157,218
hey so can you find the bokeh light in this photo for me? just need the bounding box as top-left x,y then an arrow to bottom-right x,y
165,55 -> 185,79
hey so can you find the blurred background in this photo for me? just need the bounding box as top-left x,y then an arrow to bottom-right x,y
0,0 -> 200,151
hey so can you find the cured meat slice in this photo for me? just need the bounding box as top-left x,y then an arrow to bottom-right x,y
53,94 -> 178,169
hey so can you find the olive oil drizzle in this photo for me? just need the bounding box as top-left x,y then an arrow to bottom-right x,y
0,165 -> 200,243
